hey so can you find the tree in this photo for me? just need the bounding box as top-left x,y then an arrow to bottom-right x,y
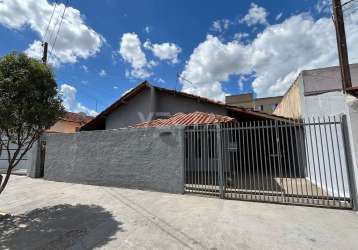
0,52 -> 65,194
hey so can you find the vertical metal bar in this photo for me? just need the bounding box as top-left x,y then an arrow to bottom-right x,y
222,123 -> 227,198
202,126 -> 206,191
250,121 -> 257,200
208,126 -> 213,194
233,123 -> 238,199
184,130 -> 187,192
312,116 -> 325,206
270,120 -> 279,203
216,124 -> 224,198
248,122 -> 254,200
212,126 -> 216,194
279,120 -> 288,203
307,117 -> 320,204
323,116 -> 336,206
292,120 -> 305,203
214,126 -> 218,195
298,119 -> 311,204
265,120 -> 275,201
341,114 -> 358,210
229,123 -> 233,199
262,120 -> 270,201
290,120 -> 300,203
235,123 -> 242,198
329,116 -> 341,207
283,119 -> 295,203
243,122 -> 248,200
334,116 -> 348,206
276,120 -> 285,203
318,117 -> 330,206
258,121 -> 266,200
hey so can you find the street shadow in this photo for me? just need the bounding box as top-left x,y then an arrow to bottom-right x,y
0,204 -> 122,250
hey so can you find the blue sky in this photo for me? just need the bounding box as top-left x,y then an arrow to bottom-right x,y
0,0 -> 357,115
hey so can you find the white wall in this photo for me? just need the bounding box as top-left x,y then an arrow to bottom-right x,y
302,91 -> 357,199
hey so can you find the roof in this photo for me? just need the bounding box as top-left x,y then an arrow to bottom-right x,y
61,112 -> 93,124
81,81 -> 287,131
132,112 -> 235,128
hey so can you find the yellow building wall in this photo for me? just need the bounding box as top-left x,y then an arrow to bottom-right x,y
273,78 -> 302,119
47,120 -> 81,133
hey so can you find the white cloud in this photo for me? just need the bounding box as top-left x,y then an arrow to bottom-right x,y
275,12 -> 283,21
180,35 -> 251,101
99,69 -> 106,77
82,65 -> 88,72
180,9 -> 358,100
144,40 -> 182,63
119,32 -> 152,79
144,26 -> 152,33
60,84 -> 98,116
241,3 -> 268,26
233,32 -> 249,42
0,0 -> 105,66
113,86 -> 119,90
210,19 -> 231,33
315,0 -> 331,14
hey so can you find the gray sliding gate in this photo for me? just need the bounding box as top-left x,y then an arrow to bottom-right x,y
184,115 -> 355,209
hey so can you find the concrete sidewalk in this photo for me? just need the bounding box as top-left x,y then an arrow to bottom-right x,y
1,176 -> 358,250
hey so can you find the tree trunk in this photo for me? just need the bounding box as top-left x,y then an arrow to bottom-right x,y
0,166 -> 12,194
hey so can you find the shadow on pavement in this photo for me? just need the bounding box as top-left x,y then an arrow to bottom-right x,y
0,204 -> 122,250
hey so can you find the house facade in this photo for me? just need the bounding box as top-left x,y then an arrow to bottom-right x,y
81,81 -> 280,131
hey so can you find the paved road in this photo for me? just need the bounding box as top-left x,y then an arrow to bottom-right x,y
1,176 -> 358,250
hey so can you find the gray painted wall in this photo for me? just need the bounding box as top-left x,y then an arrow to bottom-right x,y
105,87 -> 228,130
302,64 -> 358,94
0,139 -> 37,175
43,127 -> 185,194
106,88 -> 152,129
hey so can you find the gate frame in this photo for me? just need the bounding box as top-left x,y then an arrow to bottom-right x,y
341,114 -> 358,210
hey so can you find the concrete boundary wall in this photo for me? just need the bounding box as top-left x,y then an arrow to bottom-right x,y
43,127 -> 185,194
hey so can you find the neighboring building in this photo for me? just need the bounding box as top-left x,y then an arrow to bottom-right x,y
274,63 -> 358,119
48,112 -> 93,133
273,63 -> 358,201
81,81 -> 283,131
225,93 -> 283,114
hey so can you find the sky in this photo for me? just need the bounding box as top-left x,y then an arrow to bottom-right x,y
0,0 -> 358,116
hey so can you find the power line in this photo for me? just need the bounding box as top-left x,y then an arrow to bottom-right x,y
50,0 -> 70,59
177,73 -> 195,86
43,1 -> 58,42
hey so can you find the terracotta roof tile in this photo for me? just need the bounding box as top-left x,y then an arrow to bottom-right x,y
61,112 -> 93,124
132,112 -> 235,128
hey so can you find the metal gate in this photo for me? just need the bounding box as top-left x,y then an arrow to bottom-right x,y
184,115 -> 355,209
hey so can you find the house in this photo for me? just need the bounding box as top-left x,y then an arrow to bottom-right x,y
273,63 -> 358,202
81,81 -> 283,131
48,112 -> 93,133
225,93 -> 283,114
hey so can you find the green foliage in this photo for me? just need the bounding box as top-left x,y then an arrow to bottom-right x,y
0,52 -> 65,142
0,52 -> 65,194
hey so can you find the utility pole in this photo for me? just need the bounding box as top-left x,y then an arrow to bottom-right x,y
332,0 -> 352,92
42,42 -> 48,64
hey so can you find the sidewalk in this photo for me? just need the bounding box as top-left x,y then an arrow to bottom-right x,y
1,176 -> 358,249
